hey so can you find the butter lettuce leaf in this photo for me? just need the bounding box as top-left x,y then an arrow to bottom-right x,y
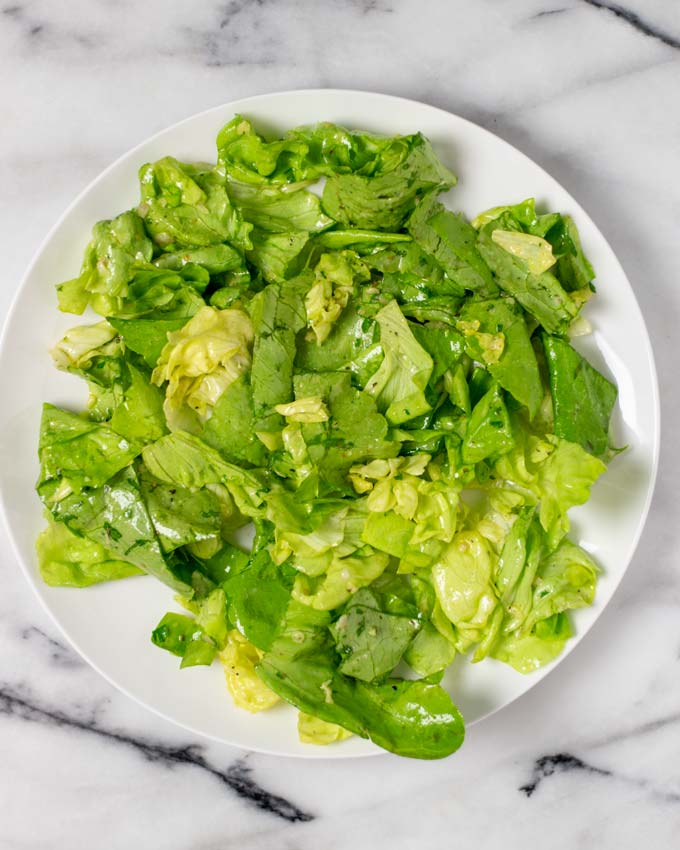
365,300 -> 434,425
257,600 -> 465,759
36,513 -> 142,587
322,134 -> 456,231
543,334 -> 617,457
56,211 -> 153,316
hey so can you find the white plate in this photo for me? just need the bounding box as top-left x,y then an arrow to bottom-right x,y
0,90 -> 659,758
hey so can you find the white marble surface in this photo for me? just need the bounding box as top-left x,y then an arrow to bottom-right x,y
1,0 -> 680,847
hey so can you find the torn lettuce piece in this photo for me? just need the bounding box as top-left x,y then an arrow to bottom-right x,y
141,431 -> 264,517
37,403 -> 140,506
223,546 -> 296,652
216,115 -> 309,184
365,300 -> 434,425
56,211 -> 153,316
154,243 -> 245,275
352,455 -> 459,566
93,266 -> 207,322
226,180 -> 333,233
494,433 -> 606,549
431,531 -> 499,650
490,230 -> 556,275
292,549 -> 390,611
257,600 -> 465,759
408,194 -> 496,295
460,298 -> 543,418
249,277 -> 310,432
286,371 -> 400,492
330,589 -> 421,682
275,397 -> 330,423
247,230 -> 311,284
50,321 -> 120,373
471,198 -> 541,231
477,214 -> 578,334
151,611 -> 216,668
109,363 -> 167,445
404,620 -> 457,677
524,539 -> 598,632
201,375 -> 266,467
195,588 -> 229,648
50,322 -> 126,420
295,301 -> 379,374
36,513 -> 142,587
322,134 -> 456,231
548,214 -> 595,292
49,466 -> 193,596
138,156 -> 252,252
286,122 -> 425,178
305,251 -> 370,345
409,323 -> 464,385
298,712 -> 353,745
51,321 -> 169,442
138,467 -> 224,555
152,306 -> 254,433
219,630 -> 280,712
316,229 -> 412,251
462,383 -> 514,465
491,612 -> 573,673
543,334 -> 617,457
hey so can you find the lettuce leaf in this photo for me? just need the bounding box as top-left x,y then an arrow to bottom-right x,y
257,600 -> 465,759
37,403 -> 140,506
525,539 -> 598,631
56,211 -> 153,316
219,630 -> 280,712
304,251 -> 370,345
201,375 -> 266,467
138,156 -> 252,252
365,300 -> 434,425
151,611 -> 216,668
216,115 -> 309,184
49,466 -> 193,596
138,466 -> 224,555
247,230 -> 310,284
477,213 -> 578,334
431,531 -> 499,650
330,588 -> 420,682
250,277 -> 308,432
322,134 -> 456,231
491,612 -> 572,673
543,334 -> 617,457
462,383 -> 514,465
227,180 -> 333,233
460,298 -> 543,418
36,513 -> 142,587
494,433 -> 606,549
141,431 -> 264,517
408,194 -> 495,295
152,306 -> 254,433
298,712 -> 353,745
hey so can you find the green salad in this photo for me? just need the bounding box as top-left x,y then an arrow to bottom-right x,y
36,116 -> 618,759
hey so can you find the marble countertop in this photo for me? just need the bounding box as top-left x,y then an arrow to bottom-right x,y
1,1 -> 680,847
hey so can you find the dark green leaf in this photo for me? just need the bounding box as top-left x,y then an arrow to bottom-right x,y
543,334 -> 617,456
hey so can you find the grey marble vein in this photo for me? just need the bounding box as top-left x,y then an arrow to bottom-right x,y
582,0 -> 680,50
590,709 -> 680,750
0,683 -> 314,823
532,8 -> 568,18
520,752 -> 612,797
520,751 -> 680,803
18,626 -> 85,669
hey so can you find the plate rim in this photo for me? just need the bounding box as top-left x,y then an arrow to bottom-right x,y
0,88 -> 661,758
